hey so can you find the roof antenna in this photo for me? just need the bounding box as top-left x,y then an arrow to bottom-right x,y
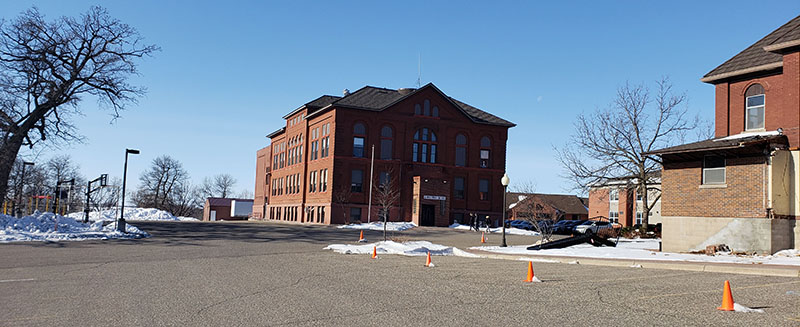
416,52 -> 421,88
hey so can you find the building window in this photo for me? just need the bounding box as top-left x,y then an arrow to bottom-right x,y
455,134 -> 467,167
635,211 -> 643,225
480,136 -> 491,168
318,206 -> 325,223
321,137 -> 329,157
353,123 -> 366,158
424,99 -> 430,116
609,211 -> 619,224
350,207 -> 362,223
609,189 -> 619,202
309,171 -> 316,193
414,104 -> 421,115
351,169 -> 363,192
454,177 -> 465,199
703,156 -> 726,184
745,84 -> 765,131
320,169 -> 328,192
380,126 -> 393,160
433,106 -> 439,117
413,128 -> 437,163
379,171 -> 390,188
479,179 -> 489,201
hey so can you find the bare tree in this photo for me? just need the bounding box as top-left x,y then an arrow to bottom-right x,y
373,167 -> 400,241
89,177 -> 120,212
556,77 -> 696,229
236,188 -> 253,199
333,184 -> 353,224
0,6 -> 158,204
199,174 -> 237,199
133,155 -> 194,215
509,181 -> 562,243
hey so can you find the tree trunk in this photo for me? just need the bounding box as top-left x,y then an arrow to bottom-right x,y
0,135 -> 26,206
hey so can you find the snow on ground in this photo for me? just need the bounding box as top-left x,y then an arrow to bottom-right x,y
0,212 -> 149,243
473,238 -> 800,266
67,208 -> 199,222
324,240 -> 480,258
733,303 -> 765,313
337,221 -> 416,231
449,223 -> 540,236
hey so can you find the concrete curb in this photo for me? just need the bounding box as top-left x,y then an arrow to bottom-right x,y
467,250 -> 800,278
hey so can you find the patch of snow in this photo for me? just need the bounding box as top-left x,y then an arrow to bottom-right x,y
517,257 -> 559,263
337,221 -> 416,231
472,238 -> 800,266
714,130 -> 779,142
733,303 -> 764,313
508,195 -> 527,209
67,208 -> 197,222
0,212 -> 148,243
527,276 -> 542,283
324,240 -> 474,258
448,223 -> 540,236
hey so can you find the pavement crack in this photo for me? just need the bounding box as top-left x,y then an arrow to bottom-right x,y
193,273 -> 324,318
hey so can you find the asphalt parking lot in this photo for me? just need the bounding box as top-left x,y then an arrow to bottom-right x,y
1,221 -> 798,326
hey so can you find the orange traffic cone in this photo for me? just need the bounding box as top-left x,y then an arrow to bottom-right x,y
425,251 -> 432,267
481,232 -> 486,243
359,230 -> 365,241
717,280 -> 735,311
371,246 -> 377,259
524,261 -> 535,282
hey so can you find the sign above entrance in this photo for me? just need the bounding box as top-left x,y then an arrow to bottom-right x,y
423,195 -> 446,201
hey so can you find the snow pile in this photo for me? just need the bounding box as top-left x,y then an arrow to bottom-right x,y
508,195 -> 527,209
0,212 -> 149,242
324,240 -> 479,258
68,208 -> 199,222
337,221 -> 416,231
449,223 -> 540,236
733,303 -> 765,313
473,238 -> 800,266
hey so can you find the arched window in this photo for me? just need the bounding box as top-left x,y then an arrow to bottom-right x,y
455,134 -> 467,167
480,136 -> 491,168
380,126 -> 393,160
745,84 -> 765,131
414,104 -> 421,116
424,99 -> 430,116
413,128 -> 437,163
433,106 -> 439,117
353,123 -> 366,158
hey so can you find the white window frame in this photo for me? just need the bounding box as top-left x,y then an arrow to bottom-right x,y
609,189 -> 619,202
702,156 -> 726,185
745,94 -> 765,131
608,211 -> 619,224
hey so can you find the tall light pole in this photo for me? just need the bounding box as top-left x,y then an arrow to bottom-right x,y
500,173 -> 510,247
16,161 -> 34,218
118,148 -> 140,232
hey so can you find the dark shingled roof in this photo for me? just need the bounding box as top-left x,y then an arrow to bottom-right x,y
647,133 -> 787,156
505,192 -> 588,216
703,15 -> 800,83
283,95 -> 342,119
307,83 -> 515,127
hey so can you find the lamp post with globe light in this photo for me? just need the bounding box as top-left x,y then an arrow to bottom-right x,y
501,173 -> 510,247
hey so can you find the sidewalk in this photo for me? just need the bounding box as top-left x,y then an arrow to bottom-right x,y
464,248 -> 800,277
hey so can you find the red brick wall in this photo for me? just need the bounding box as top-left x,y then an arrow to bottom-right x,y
259,86 -> 510,226
252,146 -> 270,219
714,52 -> 800,148
588,188 -> 609,219
662,155 -> 767,218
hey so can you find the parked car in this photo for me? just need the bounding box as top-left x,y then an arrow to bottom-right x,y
574,221 -> 617,235
556,220 -> 586,234
552,220 -> 572,234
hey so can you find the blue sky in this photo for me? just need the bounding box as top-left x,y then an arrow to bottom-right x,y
3,1 -> 799,196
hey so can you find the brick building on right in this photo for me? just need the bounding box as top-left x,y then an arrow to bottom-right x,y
649,16 -> 800,254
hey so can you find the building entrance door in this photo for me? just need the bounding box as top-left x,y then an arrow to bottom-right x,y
210,210 -> 216,221
420,205 -> 435,226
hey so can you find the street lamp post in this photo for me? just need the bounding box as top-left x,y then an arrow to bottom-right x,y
500,173 -> 510,247
16,161 -> 34,218
118,148 -> 140,232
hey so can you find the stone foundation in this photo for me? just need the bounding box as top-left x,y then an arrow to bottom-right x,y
662,216 -> 797,254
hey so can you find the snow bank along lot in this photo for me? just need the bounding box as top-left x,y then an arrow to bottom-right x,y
67,208 -> 198,222
325,240 -> 479,258
0,212 -> 149,243
474,238 -> 800,266
449,222 -> 540,236
337,221 -> 416,231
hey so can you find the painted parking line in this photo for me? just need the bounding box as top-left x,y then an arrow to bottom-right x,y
636,280 -> 800,300
0,278 -> 36,283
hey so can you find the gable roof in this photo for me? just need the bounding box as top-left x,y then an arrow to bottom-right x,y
702,15 -> 800,83
306,83 -> 515,127
505,192 -> 589,216
282,95 -> 341,119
